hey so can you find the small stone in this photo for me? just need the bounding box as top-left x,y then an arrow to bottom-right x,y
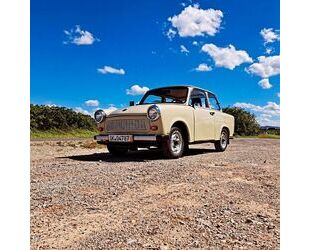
192,240 -> 199,247
160,245 -> 169,250
127,239 -> 137,245
245,218 -> 253,224
197,218 -> 211,227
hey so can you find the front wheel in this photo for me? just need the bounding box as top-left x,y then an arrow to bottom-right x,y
162,127 -> 185,159
107,144 -> 129,156
214,129 -> 229,152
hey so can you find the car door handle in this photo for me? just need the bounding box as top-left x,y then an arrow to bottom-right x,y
210,111 -> 215,116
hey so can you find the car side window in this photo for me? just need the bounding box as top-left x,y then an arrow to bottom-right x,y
207,92 -> 221,110
190,89 -> 208,108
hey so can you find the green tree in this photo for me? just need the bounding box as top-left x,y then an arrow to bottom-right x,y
222,107 -> 260,136
30,104 -> 96,131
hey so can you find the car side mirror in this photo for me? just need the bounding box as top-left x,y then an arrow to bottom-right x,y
129,101 -> 135,106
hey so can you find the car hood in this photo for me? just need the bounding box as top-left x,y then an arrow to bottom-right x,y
107,104 -> 153,117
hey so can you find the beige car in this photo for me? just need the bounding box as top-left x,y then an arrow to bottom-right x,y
94,86 -> 234,158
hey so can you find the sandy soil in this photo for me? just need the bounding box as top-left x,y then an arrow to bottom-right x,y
31,138 -> 280,249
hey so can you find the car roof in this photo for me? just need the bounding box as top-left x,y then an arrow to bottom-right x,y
149,85 -> 215,95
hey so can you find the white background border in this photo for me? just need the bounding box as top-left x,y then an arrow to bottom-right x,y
1,0 -> 310,248
281,0 -> 310,249
0,0 -> 30,248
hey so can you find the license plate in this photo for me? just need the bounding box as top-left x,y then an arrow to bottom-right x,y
108,135 -> 133,142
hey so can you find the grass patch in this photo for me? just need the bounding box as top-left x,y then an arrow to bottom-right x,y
257,134 -> 280,139
236,134 -> 280,139
31,129 -> 97,139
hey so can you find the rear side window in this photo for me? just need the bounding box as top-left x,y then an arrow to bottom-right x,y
207,92 -> 221,110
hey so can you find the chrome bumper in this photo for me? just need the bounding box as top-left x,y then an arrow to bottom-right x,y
94,134 -> 158,142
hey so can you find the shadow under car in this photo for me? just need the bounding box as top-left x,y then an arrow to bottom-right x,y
60,147 -> 217,163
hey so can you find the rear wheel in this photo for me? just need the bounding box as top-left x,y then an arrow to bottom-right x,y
215,129 -> 229,152
107,144 -> 129,156
162,127 -> 185,158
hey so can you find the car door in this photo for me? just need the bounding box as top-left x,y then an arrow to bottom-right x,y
206,92 -> 224,140
189,89 -> 215,141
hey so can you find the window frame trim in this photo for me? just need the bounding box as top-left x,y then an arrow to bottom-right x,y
206,91 -> 221,111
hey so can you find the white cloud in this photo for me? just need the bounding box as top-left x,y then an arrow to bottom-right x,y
88,106 -> 118,118
234,101 -> 280,126
260,113 -> 272,119
168,5 -> 223,37
64,25 -> 99,45
258,78 -> 272,89
260,28 -> 280,44
265,47 -> 273,55
74,107 -> 91,116
234,101 -> 280,116
246,55 -> 280,78
201,43 -> 253,70
195,63 -> 212,72
85,99 -> 99,107
97,66 -> 125,75
180,45 -> 189,53
44,102 -> 58,107
101,106 -> 117,115
256,115 -> 279,127
126,85 -> 149,96
192,41 -> 198,46
166,28 -> 177,40
264,102 -> 280,112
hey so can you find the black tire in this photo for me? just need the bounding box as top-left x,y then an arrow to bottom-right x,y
214,128 -> 229,152
183,142 -> 190,155
107,144 -> 129,156
162,127 -> 185,159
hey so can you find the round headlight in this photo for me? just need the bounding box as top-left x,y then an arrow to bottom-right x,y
147,105 -> 161,121
94,109 -> 106,123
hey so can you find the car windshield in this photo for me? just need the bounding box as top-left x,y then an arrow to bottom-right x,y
139,87 -> 188,104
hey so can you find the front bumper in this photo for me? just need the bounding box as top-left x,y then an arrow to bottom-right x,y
94,134 -> 168,145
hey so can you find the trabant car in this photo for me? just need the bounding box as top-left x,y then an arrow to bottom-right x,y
94,86 -> 234,158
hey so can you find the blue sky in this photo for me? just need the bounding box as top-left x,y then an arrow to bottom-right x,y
31,0 -> 280,125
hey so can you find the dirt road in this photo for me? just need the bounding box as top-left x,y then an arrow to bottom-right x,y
31,138 -> 280,249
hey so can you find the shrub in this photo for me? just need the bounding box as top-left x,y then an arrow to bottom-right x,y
222,107 -> 260,136
30,104 -> 96,131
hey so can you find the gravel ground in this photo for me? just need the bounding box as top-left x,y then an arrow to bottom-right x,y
31,138 -> 280,249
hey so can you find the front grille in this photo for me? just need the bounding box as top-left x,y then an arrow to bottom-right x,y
106,119 -> 148,132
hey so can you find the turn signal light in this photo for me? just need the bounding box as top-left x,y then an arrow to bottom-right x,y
150,125 -> 158,131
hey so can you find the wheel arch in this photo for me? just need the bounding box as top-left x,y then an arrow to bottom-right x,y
171,120 -> 190,144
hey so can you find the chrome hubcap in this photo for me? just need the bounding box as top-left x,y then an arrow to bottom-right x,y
220,131 -> 228,148
170,131 -> 183,154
